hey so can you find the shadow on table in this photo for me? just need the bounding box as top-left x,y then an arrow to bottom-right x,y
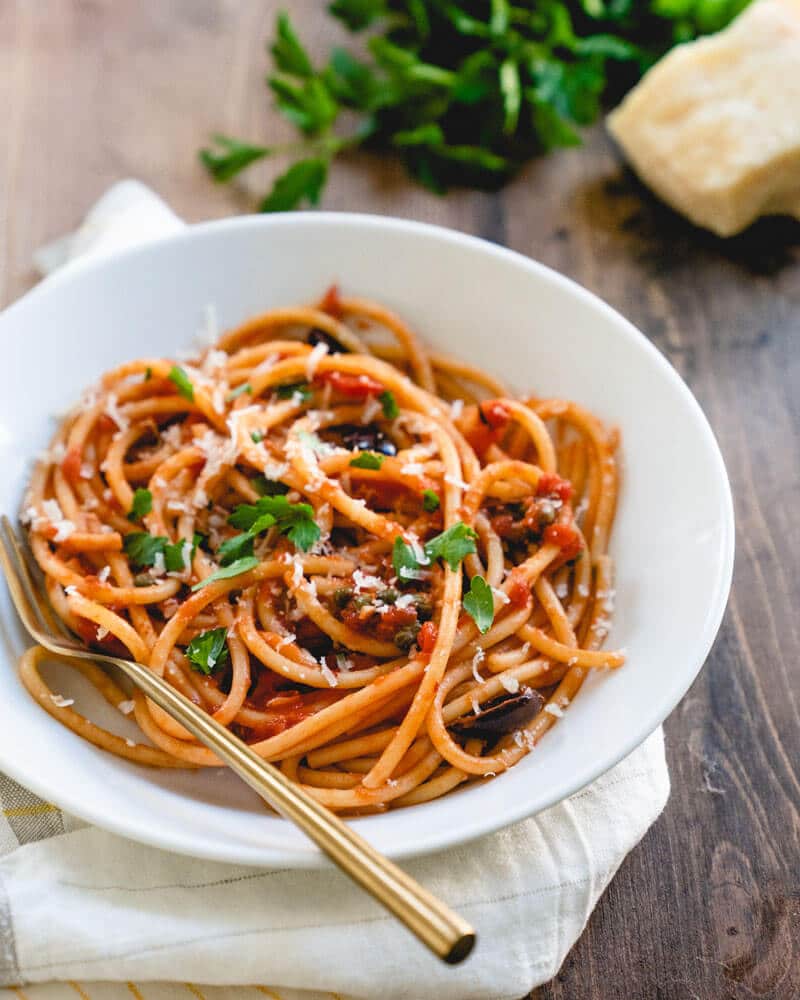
577,166 -> 800,279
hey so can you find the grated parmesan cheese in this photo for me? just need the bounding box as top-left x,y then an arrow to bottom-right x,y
118,699 -> 135,715
50,695 -> 74,708
202,348 -> 227,374
305,341 -> 329,380
104,393 -> 129,432
320,660 -> 338,687
336,653 -> 354,671
96,626 -> 109,640
263,460 -> 289,481
353,569 -> 384,593
361,395 -> 382,423
20,506 -> 37,525
400,462 -> 425,477
444,473 -> 469,491
398,567 -> 429,582
53,519 -> 76,542
492,587 -> 510,606
42,499 -> 64,522
499,674 -> 520,694
211,384 -> 226,414
276,633 -> 296,650
450,398 -> 464,420
98,565 -> 111,583
162,424 -> 183,448
545,702 -> 564,718
471,646 -> 485,684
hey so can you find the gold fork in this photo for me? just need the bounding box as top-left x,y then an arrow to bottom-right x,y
0,515 -> 475,964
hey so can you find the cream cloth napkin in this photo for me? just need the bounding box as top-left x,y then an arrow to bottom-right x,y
0,182 -> 670,1000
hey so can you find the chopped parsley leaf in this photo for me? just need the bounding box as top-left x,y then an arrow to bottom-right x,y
127,488 -> 152,522
191,556 -> 260,591
422,489 -> 440,512
462,575 -> 494,634
349,451 -> 384,470
226,382 -> 252,402
276,381 -> 312,402
123,531 -> 166,569
168,365 -> 195,402
185,627 -> 230,674
379,390 -> 399,420
425,522 -> 477,571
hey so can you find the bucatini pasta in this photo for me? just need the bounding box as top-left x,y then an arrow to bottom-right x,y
20,287 -> 624,813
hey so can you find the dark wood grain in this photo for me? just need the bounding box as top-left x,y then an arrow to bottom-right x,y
1,3 -> 798,998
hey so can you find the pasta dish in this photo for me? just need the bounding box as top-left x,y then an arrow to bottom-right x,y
21,288 -> 623,812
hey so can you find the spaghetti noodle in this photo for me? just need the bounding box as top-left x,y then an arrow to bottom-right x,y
20,288 -> 624,812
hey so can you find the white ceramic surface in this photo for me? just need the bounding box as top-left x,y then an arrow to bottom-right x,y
0,214 -> 734,867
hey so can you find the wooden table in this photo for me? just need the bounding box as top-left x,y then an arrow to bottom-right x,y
2,3 -> 798,997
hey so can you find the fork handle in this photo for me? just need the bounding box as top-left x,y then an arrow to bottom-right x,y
113,656 -> 475,964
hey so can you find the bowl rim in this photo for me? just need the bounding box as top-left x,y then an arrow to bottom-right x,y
0,211 -> 735,866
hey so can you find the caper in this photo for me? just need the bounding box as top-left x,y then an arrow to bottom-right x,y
333,586 -> 353,610
414,594 -> 434,621
394,622 -> 421,651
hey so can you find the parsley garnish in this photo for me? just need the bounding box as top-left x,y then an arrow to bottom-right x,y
164,534 -> 201,573
191,556 -> 260,591
422,489 -> 440,512
425,522 -> 478,571
462,575 -> 494,634
350,451 -> 384,470
252,475 -> 289,496
379,390 -> 399,420
124,531 -> 200,572
144,366 -> 152,381
217,532 -> 255,566
169,365 -> 194,402
228,495 -> 320,552
392,537 -> 421,580
123,531 -> 166,569
199,7 -> 743,209
128,488 -> 152,522
185,627 -> 230,675
391,520 -> 477,579
226,382 -> 252,402
251,430 -> 265,444
276,381 -> 313,402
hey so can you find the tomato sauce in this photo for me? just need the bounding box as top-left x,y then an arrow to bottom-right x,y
314,371 -> 384,399
544,522 -> 583,561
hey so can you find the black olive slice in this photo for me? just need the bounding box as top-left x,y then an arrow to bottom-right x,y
324,423 -> 397,457
308,328 -> 347,354
450,688 -> 545,738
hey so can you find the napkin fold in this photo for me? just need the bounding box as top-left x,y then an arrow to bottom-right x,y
0,182 -> 670,1000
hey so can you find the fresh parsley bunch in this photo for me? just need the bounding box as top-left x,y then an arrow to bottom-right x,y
200,0 -> 750,210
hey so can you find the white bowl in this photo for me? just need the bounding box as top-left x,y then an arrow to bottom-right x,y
0,214 -> 734,867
